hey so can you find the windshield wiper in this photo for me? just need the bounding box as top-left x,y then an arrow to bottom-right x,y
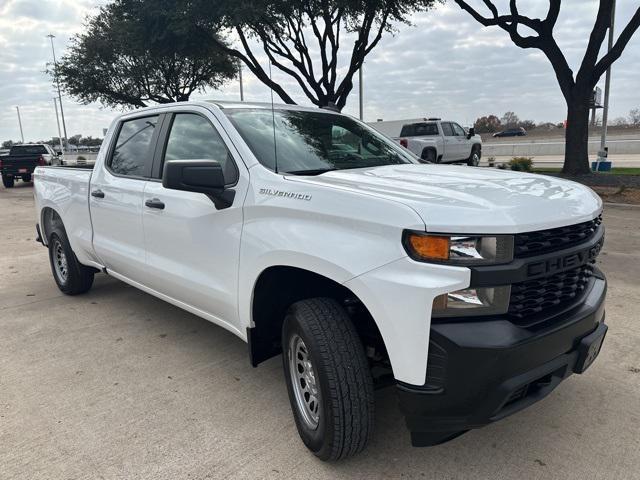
285,168 -> 337,176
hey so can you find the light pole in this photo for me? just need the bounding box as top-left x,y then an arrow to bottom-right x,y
47,34 -> 68,152
53,98 -> 64,154
597,0 -> 616,170
16,106 -> 25,143
358,64 -> 364,121
238,60 -> 244,101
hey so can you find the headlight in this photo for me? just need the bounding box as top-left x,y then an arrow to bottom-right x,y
403,231 -> 514,265
432,286 -> 511,318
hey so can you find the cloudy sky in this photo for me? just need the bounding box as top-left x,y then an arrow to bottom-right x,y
0,0 -> 639,142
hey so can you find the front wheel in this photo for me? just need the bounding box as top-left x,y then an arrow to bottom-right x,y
467,147 -> 481,167
282,298 -> 375,461
2,175 -> 14,188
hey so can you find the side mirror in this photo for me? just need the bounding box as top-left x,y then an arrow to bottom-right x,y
57,151 -> 63,156
163,159 -> 235,209
467,127 -> 475,139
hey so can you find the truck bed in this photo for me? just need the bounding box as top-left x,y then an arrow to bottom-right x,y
33,166 -> 96,267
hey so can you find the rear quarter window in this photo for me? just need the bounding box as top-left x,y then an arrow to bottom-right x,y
10,145 -> 47,155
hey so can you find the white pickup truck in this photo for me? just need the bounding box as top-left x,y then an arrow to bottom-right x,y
396,119 -> 482,166
34,101 -> 607,460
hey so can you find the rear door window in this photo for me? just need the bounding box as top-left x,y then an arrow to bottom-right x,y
109,115 -> 159,177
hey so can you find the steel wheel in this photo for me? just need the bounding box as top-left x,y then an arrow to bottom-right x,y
288,333 -> 321,430
52,238 -> 69,283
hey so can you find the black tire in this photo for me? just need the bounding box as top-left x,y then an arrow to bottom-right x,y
2,176 -> 14,188
22,174 -> 32,183
282,298 -> 374,461
48,228 -> 95,295
421,148 -> 437,163
467,146 -> 481,167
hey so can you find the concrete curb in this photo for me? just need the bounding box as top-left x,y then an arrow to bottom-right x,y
604,202 -> 640,209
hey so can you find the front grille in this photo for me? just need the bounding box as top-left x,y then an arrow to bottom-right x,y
514,215 -> 602,258
508,262 -> 595,321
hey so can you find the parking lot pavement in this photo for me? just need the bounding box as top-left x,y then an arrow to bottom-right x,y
1,182 -> 639,480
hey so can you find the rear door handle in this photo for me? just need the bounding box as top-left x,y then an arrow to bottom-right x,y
91,189 -> 105,198
145,198 -> 165,210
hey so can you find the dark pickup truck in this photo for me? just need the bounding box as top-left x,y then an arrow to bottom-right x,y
1,144 -> 61,188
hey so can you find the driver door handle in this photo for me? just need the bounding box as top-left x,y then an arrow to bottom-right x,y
91,189 -> 105,198
145,198 -> 165,210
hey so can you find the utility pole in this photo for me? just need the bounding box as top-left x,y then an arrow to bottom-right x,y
238,60 -> 244,101
53,98 -> 64,154
16,107 -> 25,143
597,0 -> 616,170
47,34 -> 68,152
358,65 -> 364,121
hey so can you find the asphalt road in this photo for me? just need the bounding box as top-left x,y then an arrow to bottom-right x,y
1,183 -> 639,480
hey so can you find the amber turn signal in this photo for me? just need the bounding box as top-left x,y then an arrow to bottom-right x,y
405,234 -> 450,261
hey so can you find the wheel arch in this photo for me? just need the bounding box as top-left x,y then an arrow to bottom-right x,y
40,206 -> 65,246
247,265 -> 386,368
420,146 -> 437,161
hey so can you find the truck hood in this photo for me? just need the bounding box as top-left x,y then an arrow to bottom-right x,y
288,164 -> 602,234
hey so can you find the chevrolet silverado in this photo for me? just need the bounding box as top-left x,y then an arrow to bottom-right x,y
33,101 -> 607,460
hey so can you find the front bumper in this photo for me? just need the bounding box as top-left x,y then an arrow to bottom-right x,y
397,274 -> 607,447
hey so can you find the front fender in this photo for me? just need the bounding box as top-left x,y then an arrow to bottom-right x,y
345,258 -> 470,386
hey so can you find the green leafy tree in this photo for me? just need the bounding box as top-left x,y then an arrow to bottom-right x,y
454,0 -> 640,174
194,0 -> 441,110
56,0 -> 238,108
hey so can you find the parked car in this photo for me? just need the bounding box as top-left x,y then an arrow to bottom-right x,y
395,119 -> 482,166
493,127 -> 527,137
33,101 -> 607,460
1,144 -> 61,188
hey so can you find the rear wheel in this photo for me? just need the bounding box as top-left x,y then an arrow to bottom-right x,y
421,149 -> 437,163
2,175 -> 14,188
22,174 -> 32,183
48,228 -> 94,295
282,298 -> 375,461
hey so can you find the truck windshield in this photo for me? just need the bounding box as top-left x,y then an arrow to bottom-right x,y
225,108 -> 416,175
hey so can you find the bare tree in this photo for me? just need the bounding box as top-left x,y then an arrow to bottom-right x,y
501,111 -> 520,128
195,0 -> 440,110
454,0 -> 640,174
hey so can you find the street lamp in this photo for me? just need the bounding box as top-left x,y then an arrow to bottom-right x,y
596,0 -> 616,171
16,106 -> 25,143
47,34 -> 68,153
53,98 -> 64,155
